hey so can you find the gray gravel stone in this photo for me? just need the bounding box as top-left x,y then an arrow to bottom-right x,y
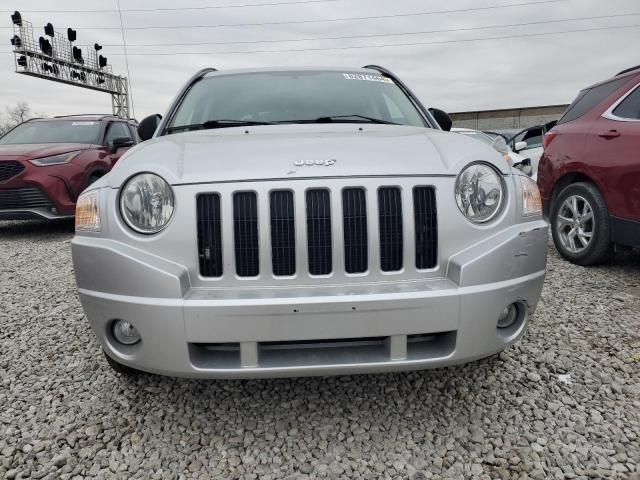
0,220 -> 639,479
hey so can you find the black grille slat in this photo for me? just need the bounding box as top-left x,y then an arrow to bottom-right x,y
413,187 -> 438,269
306,189 -> 332,275
0,186 -> 52,209
196,194 -> 223,277
378,187 -> 403,272
0,161 -> 25,182
233,192 -> 260,277
342,188 -> 368,274
270,190 -> 296,276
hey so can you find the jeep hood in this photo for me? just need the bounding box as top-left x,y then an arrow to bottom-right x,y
105,124 -> 508,187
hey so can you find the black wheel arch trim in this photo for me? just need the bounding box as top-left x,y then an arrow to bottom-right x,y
49,174 -> 77,202
610,216 -> 640,248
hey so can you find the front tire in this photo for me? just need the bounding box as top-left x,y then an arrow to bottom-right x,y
550,182 -> 613,266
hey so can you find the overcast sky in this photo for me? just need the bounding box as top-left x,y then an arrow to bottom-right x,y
1,0 -> 638,120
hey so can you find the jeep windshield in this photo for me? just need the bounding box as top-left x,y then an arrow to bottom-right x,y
166,70 -> 427,133
0,120 -> 102,145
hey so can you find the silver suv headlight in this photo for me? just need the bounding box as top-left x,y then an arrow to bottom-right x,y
119,173 -> 175,234
455,162 -> 505,223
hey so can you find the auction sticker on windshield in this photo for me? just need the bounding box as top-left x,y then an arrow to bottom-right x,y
342,73 -> 394,83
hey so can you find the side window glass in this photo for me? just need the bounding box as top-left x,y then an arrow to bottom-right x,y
128,124 -> 140,143
522,128 -> 543,148
513,130 -> 527,145
612,84 -> 640,120
513,128 -> 542,150
104,122 -> 132,145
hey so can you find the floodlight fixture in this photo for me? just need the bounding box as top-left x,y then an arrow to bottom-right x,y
11,11 -> 22,26
72,46 -> 84,64
71,70 -> 86,82
44,23 -> 54,37
39,37 -> 53,56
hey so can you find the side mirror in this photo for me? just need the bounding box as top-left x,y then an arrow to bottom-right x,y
110,137 -> 134,154
428,108 -> 452,132
514,141 -> 528,152
490,136 -> 508,154
138,114 -> 162,141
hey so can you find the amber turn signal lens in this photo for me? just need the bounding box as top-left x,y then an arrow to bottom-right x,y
519,176 -> 542,217
75,190 -> 101,232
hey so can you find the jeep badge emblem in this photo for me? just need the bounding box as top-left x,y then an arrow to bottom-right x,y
294,159 -> 336,167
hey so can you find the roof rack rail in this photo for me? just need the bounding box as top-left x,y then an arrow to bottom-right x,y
53,113 -> 114,118
616,65 -> 640,76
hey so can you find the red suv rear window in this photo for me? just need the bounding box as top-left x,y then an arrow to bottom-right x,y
557,76 -> 631,125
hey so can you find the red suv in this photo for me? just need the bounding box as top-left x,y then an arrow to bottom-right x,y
538,65 -> 640,265
0,114 -> 138,220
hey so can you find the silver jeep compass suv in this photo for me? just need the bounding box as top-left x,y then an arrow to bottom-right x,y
72,66 -> 547,378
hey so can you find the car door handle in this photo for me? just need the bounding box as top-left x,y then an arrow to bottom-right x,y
598,130 -> 620,138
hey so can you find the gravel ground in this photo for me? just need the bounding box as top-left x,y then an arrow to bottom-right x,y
0,219 -> 639,480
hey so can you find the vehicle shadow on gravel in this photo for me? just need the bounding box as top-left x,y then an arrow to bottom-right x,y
0,219 -> 75,238
100,354 -> 518,441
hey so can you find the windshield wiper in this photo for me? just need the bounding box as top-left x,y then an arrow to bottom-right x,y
166,119 -> 274,133
308,114 -> 399,125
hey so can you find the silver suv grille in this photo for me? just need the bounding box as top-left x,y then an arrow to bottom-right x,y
196,184 -> 437,279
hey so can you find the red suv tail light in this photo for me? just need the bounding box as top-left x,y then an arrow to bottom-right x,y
543,131 -> 557,150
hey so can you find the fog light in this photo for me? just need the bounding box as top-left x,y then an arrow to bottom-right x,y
497,303 -> 519,329
112,320 -> 141,345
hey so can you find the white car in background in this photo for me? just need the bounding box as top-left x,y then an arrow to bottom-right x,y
452,128 -> 534,178
491,122 -> 558,178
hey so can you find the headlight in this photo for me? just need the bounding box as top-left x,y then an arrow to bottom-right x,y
75,190 -> 100,232
519,175 -> 542,216
455,162 -> 505,223
30,151 -> 80,166
120,173 -> 174,234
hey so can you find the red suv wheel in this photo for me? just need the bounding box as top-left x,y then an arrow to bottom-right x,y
550,182 -> 613,265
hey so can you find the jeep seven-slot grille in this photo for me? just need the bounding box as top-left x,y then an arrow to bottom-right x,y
306,189 -> 332,275
378,187 -> 403,272
342,188 -> 368,274
233,192 -> 260,277
270,190 -> 296,276
196,194 -> 223,277
413,187 -> 438,269
196,186 -> 437,278
0,161 -> 25,182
